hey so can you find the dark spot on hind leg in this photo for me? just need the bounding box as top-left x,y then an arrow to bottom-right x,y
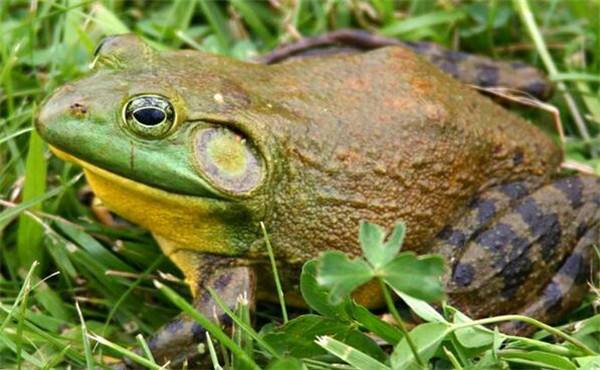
498,181 -> 529,199
191,322 -> 206,342
475,223 -> 518,253
475,64 -> 499,87
452,263 -> 475,287
436,226 -> 467,248
214,271 -> 233,290
500,253 -> 533,298
521,80 -> 550,99
540,281 -> 563,315
554,176 -> 584,208
516,198 -> 562,261
437,60 -> 460,78
561,253 -> 589,285
474,199 -> 497,225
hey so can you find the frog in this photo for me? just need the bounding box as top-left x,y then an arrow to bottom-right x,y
36,30 -> 597,366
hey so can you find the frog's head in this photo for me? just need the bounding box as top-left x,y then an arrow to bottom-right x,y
37,34 -> 275,255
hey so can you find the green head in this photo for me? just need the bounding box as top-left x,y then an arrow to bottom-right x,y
37,34 -> 277,255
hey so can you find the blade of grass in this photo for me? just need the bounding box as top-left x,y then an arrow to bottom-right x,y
197,0 -> 231,52
231,0 -> 273,44
207,286 -> 281,359
206,332 -> 224,370
260,222 -> 288,323
86,2 -> 130,34
89,333 -> 163,370
0,127 -> 32,146
0,173 -> 82,231
315,336 -> 391,370
232,293 -> 254,370
101,256 -> 165,337
0,304 -> 85,365
451,314 -> 596,356
17,129 -> 48,269
136,334 -> 155,363
380,10 -> 466,37
41,344 -> 72,369
30,273 -> 71,321
75,301 -> 94,369
55,221 -> 133,272
0,262 -> 43,367
513,0 -> 592,145
162,0 -> 197,44
380,280 -> 425,367
15,263 -> 31,370
551,72 -> 600,83
0,333 -> 43,367
0,261 -> 38,333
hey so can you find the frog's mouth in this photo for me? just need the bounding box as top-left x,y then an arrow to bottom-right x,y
50,146 -> 222,207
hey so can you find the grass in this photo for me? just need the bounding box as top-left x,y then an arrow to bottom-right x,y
1,0 -> 599,369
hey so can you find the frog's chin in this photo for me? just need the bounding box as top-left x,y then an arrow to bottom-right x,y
49,146 -> 239,254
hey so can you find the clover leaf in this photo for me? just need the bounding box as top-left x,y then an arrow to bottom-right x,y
316,221 -> 445,305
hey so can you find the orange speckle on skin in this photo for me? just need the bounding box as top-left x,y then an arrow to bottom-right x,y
345,77 -> 368,90
335,148 -> 361,164
423,103 -> 447,121
383,96 -> 415,111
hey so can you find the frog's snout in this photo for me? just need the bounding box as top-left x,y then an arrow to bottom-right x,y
37,84 -> 89,136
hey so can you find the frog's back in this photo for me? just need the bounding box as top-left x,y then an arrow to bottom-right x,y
248,47 -> 562,258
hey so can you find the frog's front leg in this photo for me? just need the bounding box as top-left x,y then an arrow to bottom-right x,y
126,242 -> 256,368
432,176 -> 598,334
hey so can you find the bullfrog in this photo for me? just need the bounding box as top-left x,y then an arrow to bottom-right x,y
36,30 -> 597,366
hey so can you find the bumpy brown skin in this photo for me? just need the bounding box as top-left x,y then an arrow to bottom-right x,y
258,46 -> 560,262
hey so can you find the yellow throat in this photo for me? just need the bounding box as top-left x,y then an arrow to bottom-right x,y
50,147 -> 235,255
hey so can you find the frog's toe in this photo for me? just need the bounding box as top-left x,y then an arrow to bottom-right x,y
115,316 -> 216,369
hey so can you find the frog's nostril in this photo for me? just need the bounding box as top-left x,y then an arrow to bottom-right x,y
69,102 -> 88,116
37,84 -> 80,128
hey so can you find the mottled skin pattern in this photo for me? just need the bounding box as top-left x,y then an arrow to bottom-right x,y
430,177 -> 598,333
35,31 -> 597,367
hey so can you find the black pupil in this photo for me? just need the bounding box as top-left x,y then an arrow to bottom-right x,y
133,108 -> 166,126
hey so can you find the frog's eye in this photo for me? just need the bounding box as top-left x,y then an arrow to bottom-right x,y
193,127 -> 263,195
123,95 -> 176,138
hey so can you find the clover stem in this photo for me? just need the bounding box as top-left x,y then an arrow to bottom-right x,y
379,279 -> 425,368
452,314 -> 595,356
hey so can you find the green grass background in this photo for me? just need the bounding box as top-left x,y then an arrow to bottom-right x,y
1,0 -> 599,369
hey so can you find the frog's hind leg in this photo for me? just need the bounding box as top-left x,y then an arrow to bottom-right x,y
432,176 -> 599,334
499,227 -> 595,335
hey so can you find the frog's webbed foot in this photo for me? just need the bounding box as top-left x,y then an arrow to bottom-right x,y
258,29 -> 553,101
432,176 -> 598,335
119,253 -> 256,369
